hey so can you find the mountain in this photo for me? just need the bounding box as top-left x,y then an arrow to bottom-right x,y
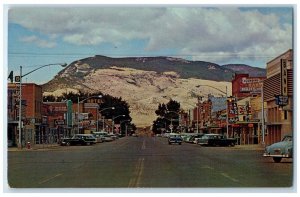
42,56 -> 266,127
222,64 -> 266,77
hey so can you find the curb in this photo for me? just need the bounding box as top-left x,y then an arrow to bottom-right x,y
233,145 -> 265,151
8,144 -> 61,152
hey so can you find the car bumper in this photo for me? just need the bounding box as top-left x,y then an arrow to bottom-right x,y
169,140 -> 182,143
198,142 -> 208,145
263,153 -> 292,158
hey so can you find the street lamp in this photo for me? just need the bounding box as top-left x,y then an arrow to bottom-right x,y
112,115 -> 125,134
120,119 -> 130,136
167,110 -> 182,133
17,63 -> 67,149
196,96 -> 203,133
163,117 -> 179,133
261,82 -> 265,145
99,107 -> 115,131
196,85 -> 229,137
77,95 -> 102,134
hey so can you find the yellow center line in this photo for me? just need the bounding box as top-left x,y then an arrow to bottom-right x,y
128,157 -> 144,187
141,139 -> 146,150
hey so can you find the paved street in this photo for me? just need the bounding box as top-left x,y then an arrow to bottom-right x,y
7,136 -> 293,189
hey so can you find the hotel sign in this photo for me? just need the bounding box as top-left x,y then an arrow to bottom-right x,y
239,77 -> 263,93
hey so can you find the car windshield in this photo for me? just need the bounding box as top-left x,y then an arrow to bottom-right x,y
282,136 -> 292,142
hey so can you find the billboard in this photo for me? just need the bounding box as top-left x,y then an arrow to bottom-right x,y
239,77 -> 263,93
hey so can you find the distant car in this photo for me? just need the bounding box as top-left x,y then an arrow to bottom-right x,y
168,133 -> 183,145
102,135 -> 114,142
132,133 -> 138,137
92,133 -> 104,143
191,134 -> 205,144
197,134 -> 236,146
60,134 -> 96,146
263,135 -> 293,163
108,134 -> 118,140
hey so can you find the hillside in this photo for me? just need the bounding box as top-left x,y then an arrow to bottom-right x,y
43,55 -> 265,126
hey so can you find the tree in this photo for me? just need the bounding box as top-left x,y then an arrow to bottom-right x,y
155,103 -> 167,117
43,95 -> 56,102
166,99 -> 180,113
99,95 -> 132,122
152,99 -> 181,134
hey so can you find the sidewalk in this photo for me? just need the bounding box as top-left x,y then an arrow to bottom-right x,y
8,143 -> 61,152
233,144 -> 266,151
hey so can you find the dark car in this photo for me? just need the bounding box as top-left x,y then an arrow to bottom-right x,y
60,134 -> 97,146
197,133 -> 236,146
168,133 -> 183,145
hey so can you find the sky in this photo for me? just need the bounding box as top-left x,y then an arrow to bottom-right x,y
5,5 -> 294,84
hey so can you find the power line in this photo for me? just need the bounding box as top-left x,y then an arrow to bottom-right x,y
8,52 -> 277,59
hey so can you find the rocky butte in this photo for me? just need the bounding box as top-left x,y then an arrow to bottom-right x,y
42,56 -> 266,127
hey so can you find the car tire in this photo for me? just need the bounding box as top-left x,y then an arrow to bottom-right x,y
179,143 -> 182,145
273,157 -> 282,163
66,142 -> 70,146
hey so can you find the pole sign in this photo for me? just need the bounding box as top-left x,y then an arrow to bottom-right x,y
67,100 -> 73,126
275,95 -> 288,106
281,59 -> 288,96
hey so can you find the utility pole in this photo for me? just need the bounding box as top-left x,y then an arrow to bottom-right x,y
18,66 -> 22,149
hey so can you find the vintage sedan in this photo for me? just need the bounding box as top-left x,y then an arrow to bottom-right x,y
60,134 -> 97,146
168,133 -> 183,145
263,135 -> 293,163
197,133 -> 236,146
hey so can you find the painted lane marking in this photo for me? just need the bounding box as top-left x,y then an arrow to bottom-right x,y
141,139 -> 146,150
38,173 -> 63,185
220,172 -> 239,183
200,165 -> 214,170
128,157 -> 145,187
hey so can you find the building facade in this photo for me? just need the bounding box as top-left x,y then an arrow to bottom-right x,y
263,49 -> 293,145
8,83 -> 43,147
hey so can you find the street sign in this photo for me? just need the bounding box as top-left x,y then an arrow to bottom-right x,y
15,76 -> 21,82
55,119 -> 65,125
275,95 -> 288,106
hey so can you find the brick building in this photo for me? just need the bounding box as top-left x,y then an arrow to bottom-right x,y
7,83 -> 43,147
192,97 -> 212,133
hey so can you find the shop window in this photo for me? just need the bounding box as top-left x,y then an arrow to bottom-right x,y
284,111 -> 288,120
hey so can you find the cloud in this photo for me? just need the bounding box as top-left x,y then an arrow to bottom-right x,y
19,35 -> 57,48
8,6 -> 293,63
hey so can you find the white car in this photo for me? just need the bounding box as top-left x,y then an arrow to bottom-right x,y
263,135 -> 293,163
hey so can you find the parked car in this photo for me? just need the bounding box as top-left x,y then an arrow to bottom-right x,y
263,135 -> 293,163
168,133 -> 183,145
108,134 -> 118,140
197,134 -> 236,146
181,134 -> 196,143
132,133 -> 138,137
102,134 -> 114,142
191,134 -> 205,144
60,134 -> 97,146
92,133 -> 104,143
